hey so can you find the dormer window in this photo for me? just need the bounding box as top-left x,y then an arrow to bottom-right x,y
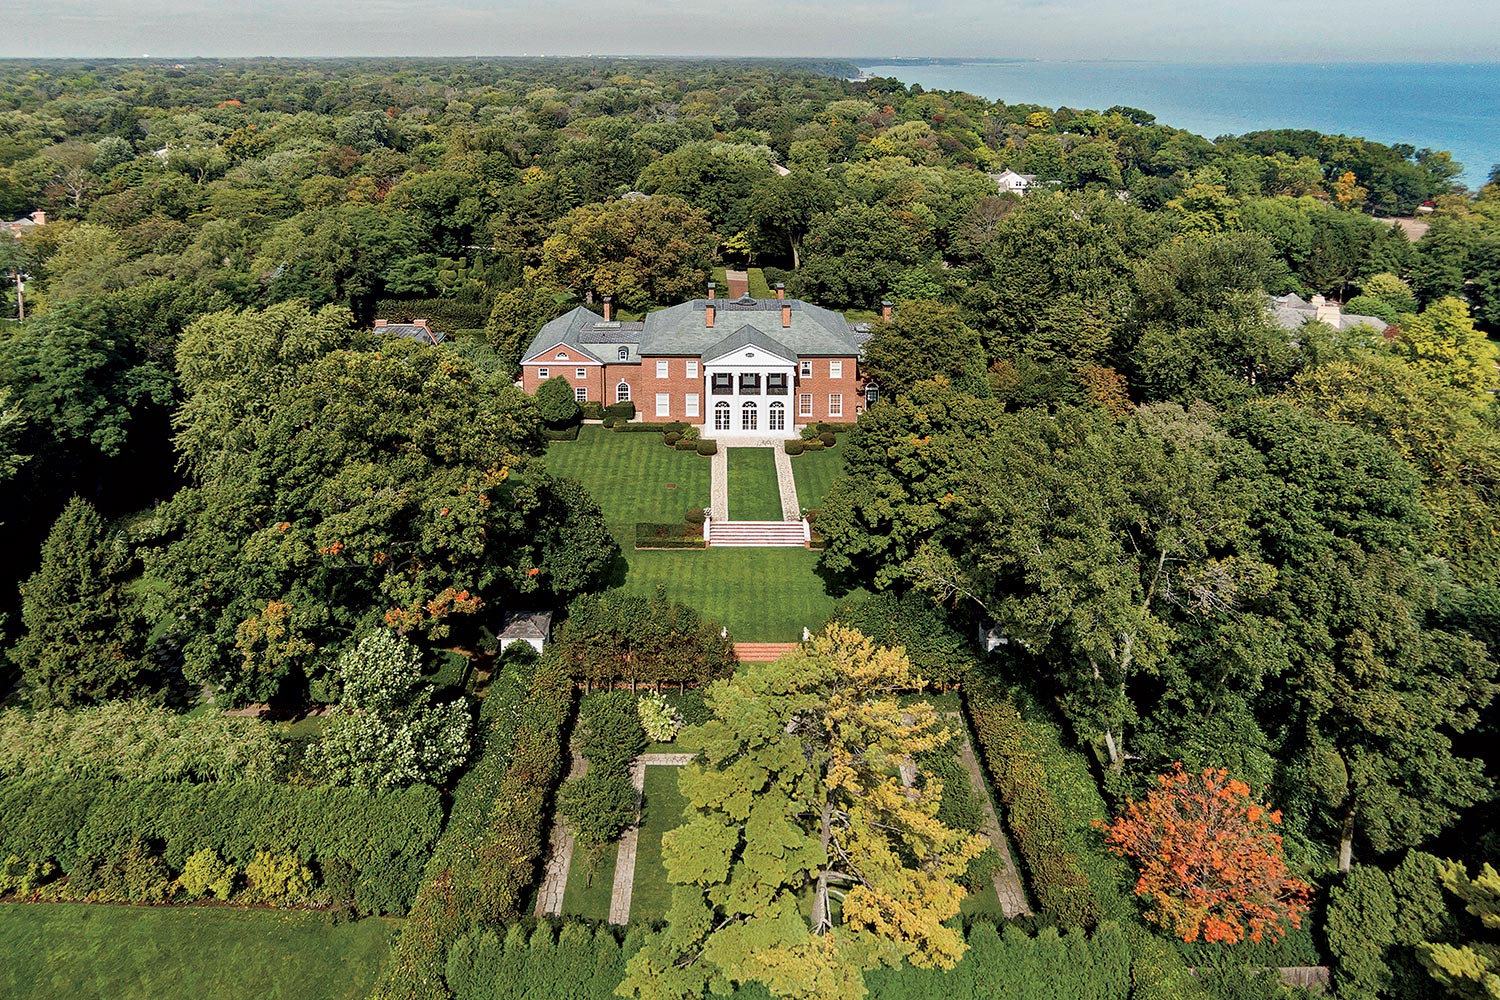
618,346 -> 628,361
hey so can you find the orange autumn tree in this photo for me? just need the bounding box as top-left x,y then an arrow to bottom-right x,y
1100,764 -> 1312,944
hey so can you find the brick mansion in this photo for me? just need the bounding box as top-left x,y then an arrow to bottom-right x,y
519,284 -> 880,438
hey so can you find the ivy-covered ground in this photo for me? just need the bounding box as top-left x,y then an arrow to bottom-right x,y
0,904 -> 395,1000
546,429 -> 859,641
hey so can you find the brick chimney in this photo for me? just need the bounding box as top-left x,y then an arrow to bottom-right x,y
602,295 -> 612,322
413,318 -> 429,329
881,300 -> 893,323
706,302 -> 715,328
775,282 -> 785,300
781,301 -> 791,328
373,319 -> 388,328
707,281 -> 716,300
31,211 -> 45,226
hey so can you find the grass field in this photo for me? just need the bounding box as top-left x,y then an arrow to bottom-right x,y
790,446 -> 846,511
546,426 -> 711,536
623,547 -> 859,640
547,430 -> 859,640
727,448 -> 783,520
0,903 -> 394,1000
631,764 -> 688,923
561,836 -> 618,924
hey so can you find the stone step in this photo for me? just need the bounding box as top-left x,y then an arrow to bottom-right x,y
708,520 -> 806,548
734,642 -> 800,662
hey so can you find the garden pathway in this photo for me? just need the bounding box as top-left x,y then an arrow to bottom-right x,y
608,752 -> 697,925
534,750 -> 587,918
948,717 -> 1032,918
771,446 -> 799,520
709,445 -> 729,522
712,437 -> 800,522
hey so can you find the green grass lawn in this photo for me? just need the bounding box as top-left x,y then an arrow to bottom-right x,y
791,446 -> 846,512
0,903 -> 394,1000
631,764 -> 689,924
561,835 -> 619,924
727,448 -> 783,521
624,547 -> 860,641
546,426 -> 711,535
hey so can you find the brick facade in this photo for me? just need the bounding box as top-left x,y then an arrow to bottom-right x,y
792,355 -> 862,424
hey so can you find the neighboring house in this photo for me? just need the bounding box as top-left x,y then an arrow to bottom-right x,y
373,318 -> 445,345
987,169 -> 1036,195
1269,293 -> 1389,334
518,286 -> 879,438
3,211 -> 45,235
498,610 -> 553,655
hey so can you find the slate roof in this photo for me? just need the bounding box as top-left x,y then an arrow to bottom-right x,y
499,610 -> 553,640
638,296 -> 863,357
1269,294 -> 1389,334
377,323 -> 445,344
521,296 -> 865,364
702,325 -> 797,364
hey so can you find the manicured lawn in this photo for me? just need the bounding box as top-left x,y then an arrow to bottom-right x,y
727,448 -> 783,521
624,547 -> 860,641
791,446 -> 846,512
546,426 -> 711,535
561,835 -> 619,924
547,428 -> 861,641
631,763 -> 689,923
0,903 -> 394,1000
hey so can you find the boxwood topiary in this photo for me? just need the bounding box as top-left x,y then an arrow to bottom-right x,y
696,440 -> 717,456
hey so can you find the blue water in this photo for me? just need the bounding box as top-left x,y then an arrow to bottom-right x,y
859,61 -> 1500,190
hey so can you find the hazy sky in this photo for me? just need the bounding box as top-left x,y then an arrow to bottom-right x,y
4,0 -> 1498,62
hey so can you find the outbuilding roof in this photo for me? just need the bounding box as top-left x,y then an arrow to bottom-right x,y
498,609 -> 553,640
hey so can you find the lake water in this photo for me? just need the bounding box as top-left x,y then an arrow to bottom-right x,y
859,61 -> 1500,190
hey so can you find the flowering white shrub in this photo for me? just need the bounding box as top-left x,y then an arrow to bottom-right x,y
637,692 -> 683,743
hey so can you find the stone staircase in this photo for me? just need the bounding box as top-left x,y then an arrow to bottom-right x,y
707,520 -> 806,547
734,642 -> 800,662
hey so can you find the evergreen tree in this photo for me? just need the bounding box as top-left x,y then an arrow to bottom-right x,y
16,496 -> 146,706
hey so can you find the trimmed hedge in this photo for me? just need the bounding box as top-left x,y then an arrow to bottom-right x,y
374,659 -> 572,999
447,920 -> 1133,1000
374,299 -> 491,334
613,421 -> 688,434
603,401 -> 635,421
0,778 -> 441,914
579,402 -> 606,421
635,523 -> 705,549
695,440 -> 717,456
966,688 -> 1131,928
540,425 -> 580,442
785,440 -> 805,456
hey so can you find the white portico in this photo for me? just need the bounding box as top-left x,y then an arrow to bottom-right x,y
702,328 -> 797,438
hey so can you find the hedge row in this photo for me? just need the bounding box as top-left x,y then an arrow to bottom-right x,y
965,688 -> 1132,929
373,657 -> 573,1000
540,425 -> 580,442
446,920 -> 1133,1000
0,778 -> 440,914
374,299 -> 491,332
635,522 -> 705,549
613,420 -> 688,434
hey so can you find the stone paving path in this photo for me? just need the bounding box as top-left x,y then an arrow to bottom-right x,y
534,750 -> 587,917
709,445 -> 728,522
608,752 -> 696,925
948,719 -> 1032,918
770,445 -> 800,521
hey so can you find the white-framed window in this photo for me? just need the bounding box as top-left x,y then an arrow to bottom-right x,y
800,360 -> 812,377
617,346 -> 628,361
656,360 -> 669,379
685,393 -> 700,418
829,360 -> 843,379
616,381 -> 631,403
575,387 -> 588,402
714,401 -> 731,431
575,367 -> 587,380
686,360 -> 699,379
769,401 -> 785,431
829,393 -> 843,417
555,351 -> 569,360
655,393 -> 670,417
864,382 -> 879,405
798,393 -> 813,417
538,367 -> 549,379
741,401 -> 758,431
